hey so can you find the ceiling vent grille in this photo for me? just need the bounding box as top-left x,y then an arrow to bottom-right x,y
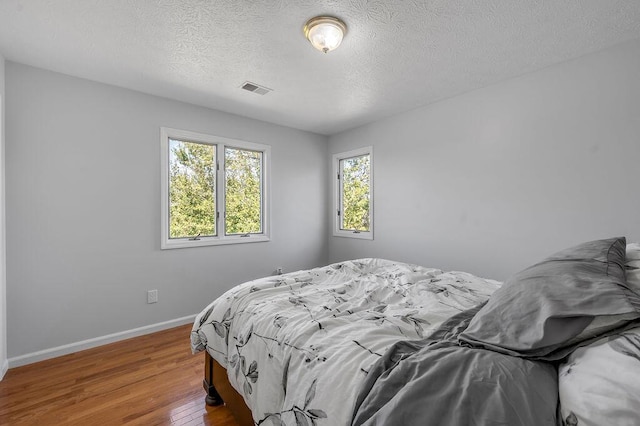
241,81 -> 272,95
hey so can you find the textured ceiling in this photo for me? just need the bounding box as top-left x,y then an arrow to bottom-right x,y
1,1 -> 640,135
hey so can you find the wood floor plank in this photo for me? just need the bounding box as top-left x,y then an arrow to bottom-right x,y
0,324 -> 239,426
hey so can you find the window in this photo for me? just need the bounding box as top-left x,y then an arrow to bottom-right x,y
333,146 -> 373,239
161,128 -> 270,249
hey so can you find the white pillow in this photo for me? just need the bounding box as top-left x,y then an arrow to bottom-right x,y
626,243 -> 640,292
626,243 -> 640,261
558,327 -> 640,426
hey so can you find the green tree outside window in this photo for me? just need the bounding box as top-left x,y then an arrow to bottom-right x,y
340,155 -> 370,231
168,139 -> 263,238
169,139 -> 216,238
225,148 -> 262,235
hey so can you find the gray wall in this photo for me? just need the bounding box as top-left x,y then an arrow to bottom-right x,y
0,54 -> 6,378
6,63 -> 329,358
328,39 -> 640,280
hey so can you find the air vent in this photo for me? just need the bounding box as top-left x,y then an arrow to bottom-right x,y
241,81 -> 272,95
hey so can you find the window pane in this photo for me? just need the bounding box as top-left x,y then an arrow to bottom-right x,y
225,148 -> 262,235
168,139 -> 216,238
340,154 -> 370,231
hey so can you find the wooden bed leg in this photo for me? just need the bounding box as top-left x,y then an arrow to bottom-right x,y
203,352 -> 224,406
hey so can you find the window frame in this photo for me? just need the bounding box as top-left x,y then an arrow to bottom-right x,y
160,127 -> 270,249
332,146 -> 374,240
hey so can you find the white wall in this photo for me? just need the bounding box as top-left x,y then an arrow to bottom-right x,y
328,39 -> 640,280
7,38 -> 640,364
6,63 -> 329,360
0,54 -> 7,379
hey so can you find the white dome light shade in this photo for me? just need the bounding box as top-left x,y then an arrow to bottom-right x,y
303,16 -> 347,53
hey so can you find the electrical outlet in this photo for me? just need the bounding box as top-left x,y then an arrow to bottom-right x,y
147,289 -> 158,304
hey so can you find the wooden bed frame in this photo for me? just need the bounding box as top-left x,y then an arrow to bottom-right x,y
203,351 -> 254,426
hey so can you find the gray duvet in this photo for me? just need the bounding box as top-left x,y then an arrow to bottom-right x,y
351,305 -> 560,426
351,237 -> 640,426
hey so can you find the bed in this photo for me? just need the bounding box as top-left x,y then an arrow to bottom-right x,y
191,237 -> 640,426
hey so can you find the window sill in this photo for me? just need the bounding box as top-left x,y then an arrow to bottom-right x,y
332,230 -> 374,240
161,234 -> 270,250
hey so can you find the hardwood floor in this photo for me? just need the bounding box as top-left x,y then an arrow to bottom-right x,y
0,324 -> 240,425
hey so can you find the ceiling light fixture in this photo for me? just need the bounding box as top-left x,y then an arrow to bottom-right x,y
303,16 -> 347,53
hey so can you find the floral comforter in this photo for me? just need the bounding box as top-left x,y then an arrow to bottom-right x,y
191,258 -> 501,426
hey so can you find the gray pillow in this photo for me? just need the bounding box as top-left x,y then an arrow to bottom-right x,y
459,237 -> 640,360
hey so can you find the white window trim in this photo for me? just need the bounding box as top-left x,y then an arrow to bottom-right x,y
160,127 -> 271,249
332,146 -> 374,240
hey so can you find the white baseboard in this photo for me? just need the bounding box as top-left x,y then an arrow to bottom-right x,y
7,314 -> 197,369
0,358 -> 8,381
